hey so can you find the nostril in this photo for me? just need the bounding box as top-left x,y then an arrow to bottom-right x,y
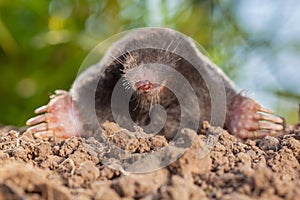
135,80 -> 154,92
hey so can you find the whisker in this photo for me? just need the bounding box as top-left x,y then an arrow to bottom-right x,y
150,95 -> 154,108
133,95 -> 140,111
123,51 -> 138,70
166,40 -> 174,52
109,54 -> 125,65
172,39 -> 182,53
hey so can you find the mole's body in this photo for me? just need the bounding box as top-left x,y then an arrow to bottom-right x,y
26,28 -> 284,140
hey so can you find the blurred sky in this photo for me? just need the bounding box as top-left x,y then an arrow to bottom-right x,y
233,0 -> 300,123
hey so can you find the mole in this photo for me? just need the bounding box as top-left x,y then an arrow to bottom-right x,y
25,27 -> 284,140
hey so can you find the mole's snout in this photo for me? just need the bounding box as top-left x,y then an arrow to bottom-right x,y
134,80 -> 155,93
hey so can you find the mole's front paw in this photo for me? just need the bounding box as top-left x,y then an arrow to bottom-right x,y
26,90 -> 78,140
225,95 -> 284,140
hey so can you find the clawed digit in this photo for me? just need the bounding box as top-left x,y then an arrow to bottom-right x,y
256,105 -> 284,130
25,90 -> 78,140
226,96 -> 285,140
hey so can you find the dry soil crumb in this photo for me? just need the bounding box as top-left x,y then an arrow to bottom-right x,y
0,123 -> 300,200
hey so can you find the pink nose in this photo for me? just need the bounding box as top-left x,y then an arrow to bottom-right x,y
134,80 -> 154,93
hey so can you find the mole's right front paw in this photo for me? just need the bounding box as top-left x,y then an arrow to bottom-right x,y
26,90 -> 79,140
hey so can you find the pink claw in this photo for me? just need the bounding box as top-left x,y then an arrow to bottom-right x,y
26,90 -> 79,140
226,95 -> 285,140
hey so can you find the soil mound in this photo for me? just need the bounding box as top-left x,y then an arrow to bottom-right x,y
0,122 -> 299,200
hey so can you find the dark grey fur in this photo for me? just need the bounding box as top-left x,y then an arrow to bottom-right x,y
70,28 -> 238,138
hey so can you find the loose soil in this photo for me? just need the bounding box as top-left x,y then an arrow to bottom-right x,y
0,121 -> 300,200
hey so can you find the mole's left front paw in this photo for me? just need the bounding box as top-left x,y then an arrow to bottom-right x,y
226,95 -> 284,140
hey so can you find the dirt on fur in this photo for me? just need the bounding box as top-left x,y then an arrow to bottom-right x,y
0,120 -> 300,200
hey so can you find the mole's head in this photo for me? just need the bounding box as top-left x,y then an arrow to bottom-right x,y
120,50 -> 173,109
122,64 -> 168,108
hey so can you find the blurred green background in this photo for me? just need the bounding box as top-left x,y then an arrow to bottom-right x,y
0,0 -> 299,126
